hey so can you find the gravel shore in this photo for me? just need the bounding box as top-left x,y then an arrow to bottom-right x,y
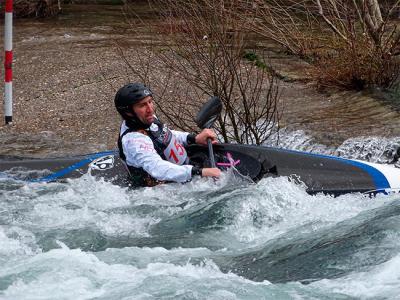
0,7 -> 132,156
1,4 -> 400,158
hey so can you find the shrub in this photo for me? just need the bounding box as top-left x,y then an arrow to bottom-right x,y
246,0 -> 400,90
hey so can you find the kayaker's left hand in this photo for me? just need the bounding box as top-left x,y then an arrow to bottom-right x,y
195,129 -> 218,145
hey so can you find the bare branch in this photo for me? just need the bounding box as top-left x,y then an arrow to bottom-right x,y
316,0 -> 349,43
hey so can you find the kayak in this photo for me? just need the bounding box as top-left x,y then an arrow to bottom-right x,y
1,143 -> 400,196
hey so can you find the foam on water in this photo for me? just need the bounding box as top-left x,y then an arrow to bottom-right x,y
2,146 -> 400,298
335,136 -> 400,164
0,227 -> 41,266
1,175 -> 160,238
1,242 -> 270,299
312,252 -> 400,298
266,128 -> 400,164
265,129 -> 335,154
225,177 -> 395,247
0,241 -> 350,300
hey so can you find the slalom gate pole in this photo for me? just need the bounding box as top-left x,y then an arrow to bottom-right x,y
4,0 -> 13,124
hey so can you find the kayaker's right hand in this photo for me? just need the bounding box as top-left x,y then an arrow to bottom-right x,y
195,129 -> 218,145
202,168 -> 221,178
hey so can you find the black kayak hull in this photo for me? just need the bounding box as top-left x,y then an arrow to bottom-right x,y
1,144 -> 399,196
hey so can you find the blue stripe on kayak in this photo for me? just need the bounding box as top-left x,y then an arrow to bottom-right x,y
278,148 -> 390,190
29,151 -> 117,183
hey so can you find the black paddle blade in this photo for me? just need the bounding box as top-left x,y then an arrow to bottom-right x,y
195,96 -> 222,129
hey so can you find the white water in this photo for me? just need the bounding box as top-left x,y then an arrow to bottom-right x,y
2,132 -> 400,299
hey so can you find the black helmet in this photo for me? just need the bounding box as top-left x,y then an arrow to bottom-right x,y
114,82 -> 152,120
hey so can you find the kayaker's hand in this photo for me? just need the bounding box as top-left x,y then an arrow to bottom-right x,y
195,129 -> 218,145
202,168 -> 221,178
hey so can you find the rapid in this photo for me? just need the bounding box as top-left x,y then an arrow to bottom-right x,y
2,3 -> 400,299
2,132 -> 400,299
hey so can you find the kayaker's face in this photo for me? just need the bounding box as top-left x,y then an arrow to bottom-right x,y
132,96 -> 155,125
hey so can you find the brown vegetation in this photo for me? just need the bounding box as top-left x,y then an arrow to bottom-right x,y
246,0 -> 400,90
9,0 -> 61,18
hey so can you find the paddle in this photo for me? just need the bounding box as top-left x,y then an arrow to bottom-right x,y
194,96 -> 223,168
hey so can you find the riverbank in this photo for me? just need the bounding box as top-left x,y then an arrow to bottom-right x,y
1,3 -> 400,157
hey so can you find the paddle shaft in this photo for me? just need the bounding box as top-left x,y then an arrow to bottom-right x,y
207,138 -> 216,168
194,96 -> 222,169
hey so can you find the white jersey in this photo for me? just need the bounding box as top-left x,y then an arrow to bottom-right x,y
120,121 -> 193,183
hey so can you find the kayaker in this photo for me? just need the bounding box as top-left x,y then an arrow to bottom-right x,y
115,82 -> 221,187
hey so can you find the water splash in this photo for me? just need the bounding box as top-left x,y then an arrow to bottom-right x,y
266,128 -> 400,165
1,154 -> 400,298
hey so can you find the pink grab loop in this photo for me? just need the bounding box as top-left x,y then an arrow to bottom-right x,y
216,152 -> 240,167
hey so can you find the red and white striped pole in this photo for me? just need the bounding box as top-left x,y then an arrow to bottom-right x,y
4,0 -> 13,124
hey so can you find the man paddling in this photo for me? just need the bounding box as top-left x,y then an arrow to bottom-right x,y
115,82 -> 221,187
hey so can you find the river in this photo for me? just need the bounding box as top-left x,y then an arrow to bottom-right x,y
2,129 -> 400,299
2,3 -> 400,299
